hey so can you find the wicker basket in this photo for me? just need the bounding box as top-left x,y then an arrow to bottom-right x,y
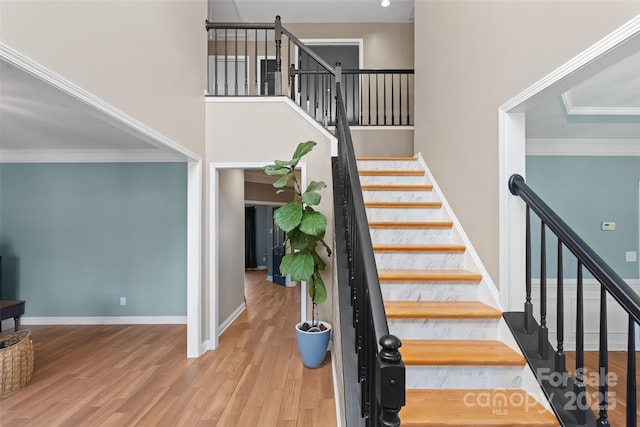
0,329 -> 34,397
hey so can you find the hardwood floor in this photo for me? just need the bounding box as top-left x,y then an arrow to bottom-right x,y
0,271 -> 337,426
566,350 -> 639,426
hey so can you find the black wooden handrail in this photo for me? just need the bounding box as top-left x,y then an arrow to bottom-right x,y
205,20 -> 275,30
509,174 -> 640,323
507,173 -> 638,427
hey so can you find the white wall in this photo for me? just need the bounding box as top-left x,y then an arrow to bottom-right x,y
414,0 -> 640,285
206,98 -> 336,329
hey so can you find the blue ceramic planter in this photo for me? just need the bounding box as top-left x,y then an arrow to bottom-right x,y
295,321 -> 331,368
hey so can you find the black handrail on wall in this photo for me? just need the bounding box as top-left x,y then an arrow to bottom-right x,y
205,16 -> 413,127
333,78 -> 405,427
507,174 -> 639,427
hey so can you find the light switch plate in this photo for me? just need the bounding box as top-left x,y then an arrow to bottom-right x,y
626,251 -> 637,262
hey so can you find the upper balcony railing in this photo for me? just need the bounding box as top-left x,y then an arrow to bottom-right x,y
205,16 -> 414,127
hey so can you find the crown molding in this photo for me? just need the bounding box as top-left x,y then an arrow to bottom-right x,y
526,138 -> 640,156
562,91 -> 640,116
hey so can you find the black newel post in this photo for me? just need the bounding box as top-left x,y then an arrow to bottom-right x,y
376,335 -> 405,427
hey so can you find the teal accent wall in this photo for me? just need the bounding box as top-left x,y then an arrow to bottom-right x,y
526,156 -> 640,279
0,163 -> 187,316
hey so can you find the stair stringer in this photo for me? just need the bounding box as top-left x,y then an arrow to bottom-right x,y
416,152 -> 553,412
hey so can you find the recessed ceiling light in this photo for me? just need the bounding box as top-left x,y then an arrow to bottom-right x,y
381,0 -> 391,7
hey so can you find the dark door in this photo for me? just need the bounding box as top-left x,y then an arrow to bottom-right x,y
271,207 -> 287,286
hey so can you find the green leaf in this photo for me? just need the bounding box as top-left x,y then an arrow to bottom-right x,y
263,164 -> 290,177
301,191 -> 321,206
280,251 -> 314,282
292,141 -> 316,163
309,272 -> 327,304
299,208 -> 326,237
288,229 -> 309,251
275,159 -> 295,167
305,180 -> 326,193
273,172 -> 295,188
274,202 -> 303,232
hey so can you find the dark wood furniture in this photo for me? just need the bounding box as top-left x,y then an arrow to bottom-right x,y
0,300 -> 25,332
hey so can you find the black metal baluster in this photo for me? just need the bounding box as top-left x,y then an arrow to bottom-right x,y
406,74 -> 410,125
525,206 -> 534,333
244,29 -> 248,95
384,73 -> 387,125
391,73 -> 395,125
234,29 -> 238,95
368,74 -> 371,125
399,74 -> 402,126
297,51 -> 302,107
376,74 -> 379,125
351,73 -> 356,125
597,285 -> 610,426
214,29 -> 218,95
321,71 -> 325,125
315,62 -> 319,120
287,38 -> 291,97
263,29 -> 268,95
344,72 -> 348,122
556,239 -> 565,372
628,316 -> 637,427
254,29 -> 258,94
575,261 -> 587,425
539,222 -> 548,358
224,29 -> 228,95
306,54 -> 310,113
359,73 -> 363,125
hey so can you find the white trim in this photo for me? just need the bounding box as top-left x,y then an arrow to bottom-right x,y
205,97 -> 338,156
0,43 -> 201,163
417,153 -> 502,308
0,149 -> 187,163
217,302 -> 246,336
331,349 -> 344,427
187,161 -> 203,358
561,91 -> 640,116
21,316 -> 187,325
499,16 -> 640,311
526,139 -> 640,156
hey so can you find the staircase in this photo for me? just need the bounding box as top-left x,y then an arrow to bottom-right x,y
356,156 -> 560,426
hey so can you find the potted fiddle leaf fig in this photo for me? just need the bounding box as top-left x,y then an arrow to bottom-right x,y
264,140 -> 332,368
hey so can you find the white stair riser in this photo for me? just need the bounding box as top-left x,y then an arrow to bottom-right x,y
365,207 -> 443,222
357,160 -> 421,170
359,175 -> 426,185
389,318 -> 499,340
405,366 -> 523,389
370,228 -> 452,245
363,190 -> 435,202
375,252 -> 464,270
381,282 -> 480,301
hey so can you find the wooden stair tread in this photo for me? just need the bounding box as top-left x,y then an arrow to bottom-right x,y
369,221 -> 453,229
403,389 -> 560,426
401,340 -> 525,366
359,170 -> 424,176
356,157 -> 417,161
378,269 -> 481,282
374,244 -> 465,252
366,202 -> 441,209
361,184 -> 433,191
385,301 -> 501,319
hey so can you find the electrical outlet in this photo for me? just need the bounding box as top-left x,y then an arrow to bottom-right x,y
601,222 -> 616,231
120,297 -> 127,306
626,251 -> 637,262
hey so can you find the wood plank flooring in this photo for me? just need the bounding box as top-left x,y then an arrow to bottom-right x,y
0,271 -> 336,426
566,351 -> 639,427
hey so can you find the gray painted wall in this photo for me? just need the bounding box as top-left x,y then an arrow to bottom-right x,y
526,156 -> 640,279
218,169 -> 247,326
0,163 -> 187,316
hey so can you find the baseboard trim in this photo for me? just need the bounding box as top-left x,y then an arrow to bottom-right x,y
218,303 -> 246,336
21,316 -> 187,325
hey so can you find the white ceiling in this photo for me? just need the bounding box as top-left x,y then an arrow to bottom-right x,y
209,0 -> 415,23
